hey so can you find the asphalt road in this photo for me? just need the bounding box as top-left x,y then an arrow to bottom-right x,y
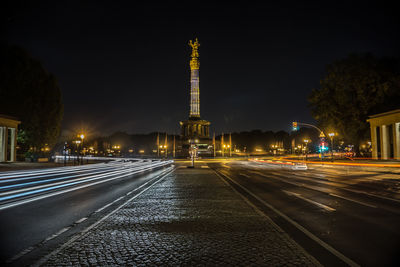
210,160 -> 400,266
0,160 -> 173,264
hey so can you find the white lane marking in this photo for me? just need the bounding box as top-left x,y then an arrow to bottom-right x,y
74,217 -> 88,224
111,196 -> 124,204
341,187 -> 400,204
6,246 -> 35,263
329,193 -> 377,208
283,190 -> 336,212
44,227 -> 71,242
34,167 -> 175,266
239,173 -> 251,178
214,170 -> 359,267
95,203 -> 113,213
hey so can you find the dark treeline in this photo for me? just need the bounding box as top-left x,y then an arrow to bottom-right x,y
60,127 -> 331,156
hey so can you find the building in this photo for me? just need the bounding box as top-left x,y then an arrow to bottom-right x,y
179,38 -> 212,156
367,109 -> 400,160
0,114 -> 21,162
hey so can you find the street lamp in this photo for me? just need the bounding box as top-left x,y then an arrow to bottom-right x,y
74,140 -> 81,165
328,132 -> 336,162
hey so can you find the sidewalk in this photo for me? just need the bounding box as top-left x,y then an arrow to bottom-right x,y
39,166 -> 320,266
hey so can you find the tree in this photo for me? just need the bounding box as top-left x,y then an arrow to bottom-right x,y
308,53 -> 400,153
0,42 -> 63,155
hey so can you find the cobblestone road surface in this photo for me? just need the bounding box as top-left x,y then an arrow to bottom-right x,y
40,166 -> 320,266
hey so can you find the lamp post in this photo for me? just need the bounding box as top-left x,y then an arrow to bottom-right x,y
79,134 -> 85,164
74,140 -> 81,165
303,139 -> 310,161
328,133 -> 335,162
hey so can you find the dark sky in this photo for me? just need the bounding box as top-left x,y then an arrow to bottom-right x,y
4,1 -> 400,136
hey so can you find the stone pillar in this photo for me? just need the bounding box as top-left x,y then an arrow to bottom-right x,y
370,125 -> 378,159
394,122 -> 400,160
380,125 -> 389,160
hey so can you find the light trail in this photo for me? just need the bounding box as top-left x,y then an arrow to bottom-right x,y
0,164 -> 143,197
252,158 -> 400,168
0,160 -> 149,183
0,160 -> 173,211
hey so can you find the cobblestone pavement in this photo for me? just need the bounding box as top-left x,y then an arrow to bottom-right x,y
40,166 -> 321,266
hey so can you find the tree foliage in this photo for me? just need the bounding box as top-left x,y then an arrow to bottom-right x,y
308,53 -> 400,148
0,42 -> 63,153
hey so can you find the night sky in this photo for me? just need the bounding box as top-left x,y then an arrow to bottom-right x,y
3,1 -> 399,136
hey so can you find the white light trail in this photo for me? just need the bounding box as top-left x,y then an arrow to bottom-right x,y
0,160 -> 173,211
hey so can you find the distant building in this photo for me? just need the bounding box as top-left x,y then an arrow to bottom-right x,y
367,109 -> 400,160
0,114 -> 21,162
179,38 -> 212,157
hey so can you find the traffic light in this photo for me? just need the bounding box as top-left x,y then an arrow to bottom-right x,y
319,140 -> 329,152
292,122 -> 298,131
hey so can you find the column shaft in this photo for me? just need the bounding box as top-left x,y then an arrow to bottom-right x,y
380,125 -> 389,160
393,123 -> 400,160
370,125 -> 378,159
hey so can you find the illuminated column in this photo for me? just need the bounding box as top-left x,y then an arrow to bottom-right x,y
370,126 -> 378,159
380,125 -> 389,160
189,38 -> 200,118
394,123 -> 400,160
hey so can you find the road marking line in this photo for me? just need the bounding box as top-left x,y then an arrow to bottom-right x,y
74,217 -> 88,224
283,190 -> 336,212
239,173 -> 251,178
329,193 -> 377,208
44,227 -> 71,242
341,187 -> 400,204
6,246 -> 35,263
111,196 -> 124,204
34,166 -> 175,266
95,203 -> 113,213
200,165 -> 209,168
214,170 -> 359,267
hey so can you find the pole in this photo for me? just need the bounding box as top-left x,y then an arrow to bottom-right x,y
157,132 -> 159,157
64,142 -> 67,166
173,135 -> 175,158
213,132 -> 216,157
165,133 -> 168,158
305,142 -> 308,161
330,136 -> 334,162
229,133 -> 232,157
221,133 -> 224,157
81,138 -> 84,165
